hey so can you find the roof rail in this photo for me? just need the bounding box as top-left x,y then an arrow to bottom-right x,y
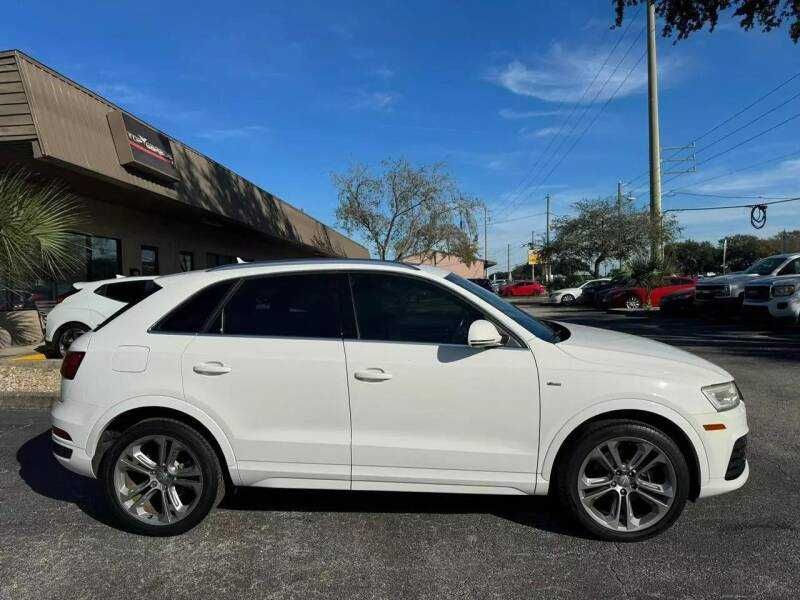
207,258 -> 419,272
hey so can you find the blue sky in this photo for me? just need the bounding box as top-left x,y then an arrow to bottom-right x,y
3,0 -> 799,267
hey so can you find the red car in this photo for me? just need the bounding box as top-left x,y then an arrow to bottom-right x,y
499,280 -> 547,297
601,276 -> 697,309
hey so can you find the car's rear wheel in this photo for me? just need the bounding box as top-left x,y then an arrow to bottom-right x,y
100,418 -> 224,536
53,322 -> 89,358
557,420 -> 689,542
625,295 -> 642,310
561,294 -> 575,305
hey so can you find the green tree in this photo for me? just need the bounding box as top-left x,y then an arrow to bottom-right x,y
543,196 -> 679,277
0,168 -> 84,288
665,240 -> 719,275
614,0 -> 800,43
722,234 -> 774,271
333,159 -> 482,262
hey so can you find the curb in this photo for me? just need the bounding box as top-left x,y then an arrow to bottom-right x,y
0,391 -> 58,410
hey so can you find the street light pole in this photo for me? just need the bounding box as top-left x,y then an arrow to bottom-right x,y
483,205 -> 488,277
647,0 -> 663,260
545,193 -> 551,282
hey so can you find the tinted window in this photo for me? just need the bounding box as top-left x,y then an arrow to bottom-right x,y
96,280 -> 160,304
153,280 -> 235,334
445,273 -> 558,343
745,256 -> 786,275
218,274 -> 346,338
778,258 -> 800,276
351,273 -> 482,345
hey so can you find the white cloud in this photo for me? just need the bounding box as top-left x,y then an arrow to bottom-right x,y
498,108 -> 564,120
691,159 -> 800,194
196,125 -> 269,141
521,126 -> 561,139
374,66 -> 394,80
487,43 -> 680,104
353,90 -> 399,112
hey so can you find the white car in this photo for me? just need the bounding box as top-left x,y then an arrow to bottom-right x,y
743,276 -> 800,323
51,259 -> 748,541
549,278 -> 611,304
45,276 -> 159,357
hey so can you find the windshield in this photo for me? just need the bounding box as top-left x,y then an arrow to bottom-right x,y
745,256 -> 787,275
445,273 -> 558,342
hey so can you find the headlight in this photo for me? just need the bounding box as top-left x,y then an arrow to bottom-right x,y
772,284 -> 796,297
702,382 -> 741,412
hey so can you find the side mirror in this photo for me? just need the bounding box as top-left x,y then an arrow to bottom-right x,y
468,320 -> 504,349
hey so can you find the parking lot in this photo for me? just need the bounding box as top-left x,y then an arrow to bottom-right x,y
1,302 -> 799,600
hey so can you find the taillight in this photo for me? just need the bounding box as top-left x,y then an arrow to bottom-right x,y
60,351 -> 85,380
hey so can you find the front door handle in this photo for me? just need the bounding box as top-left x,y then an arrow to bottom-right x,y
354,368 -> 393,382
193,361 -> 232,376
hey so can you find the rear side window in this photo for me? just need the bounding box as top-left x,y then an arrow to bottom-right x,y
350,273 -> 482,345
152,280 -> 235,334
214,273 -> 347,338
96,280 -> 160,304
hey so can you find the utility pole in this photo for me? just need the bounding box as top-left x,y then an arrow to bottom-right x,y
545,193 -> 551,282
531,230 -> 536,280
722,238 -> 728,274
647,0 -> 663,260
483,205 -> 489,277
617,181 -> 623,270
507,243 -> 511,283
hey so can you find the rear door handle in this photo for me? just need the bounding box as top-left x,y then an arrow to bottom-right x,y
193,361 -> 232,376
354,368 -> 393,382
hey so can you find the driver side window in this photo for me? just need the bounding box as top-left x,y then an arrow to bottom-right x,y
349,273 -> 483,345
778,258 -> 800,276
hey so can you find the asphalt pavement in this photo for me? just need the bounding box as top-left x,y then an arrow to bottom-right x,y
1,302 -> 798,599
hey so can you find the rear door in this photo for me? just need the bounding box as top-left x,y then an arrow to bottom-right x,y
178,272 -> 353,489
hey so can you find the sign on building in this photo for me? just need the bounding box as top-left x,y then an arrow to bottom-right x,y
107,110 -> 178,181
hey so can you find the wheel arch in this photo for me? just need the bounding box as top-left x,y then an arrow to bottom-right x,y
89,397 -> 239,485
541,402 -> 708,501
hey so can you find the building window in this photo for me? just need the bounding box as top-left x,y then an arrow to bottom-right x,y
141,246 -> 159,275
206,252 -> 236,268
179,251 -> 194,272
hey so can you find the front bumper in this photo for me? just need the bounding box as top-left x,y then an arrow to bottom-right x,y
691,402 -> 749,498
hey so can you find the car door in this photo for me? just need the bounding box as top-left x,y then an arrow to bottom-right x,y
179,272 -> 353,489
343,271 -> 540,494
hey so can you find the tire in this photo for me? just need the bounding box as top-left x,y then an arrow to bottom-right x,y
100,418 -> 224,536
561,294 -> 575,305
556,419 -> 690,542
53,322 -> 89,358
625,295 -> 642,310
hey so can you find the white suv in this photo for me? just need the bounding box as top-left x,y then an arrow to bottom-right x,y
45,276 -> 160,357
51,259 -> 749,540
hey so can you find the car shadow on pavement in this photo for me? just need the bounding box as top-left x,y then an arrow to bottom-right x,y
17,429 -> 591,539
220,487 -> 592,539
16,431 -> 117,527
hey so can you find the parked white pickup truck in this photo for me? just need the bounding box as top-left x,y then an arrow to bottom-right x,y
694,253 -> 800,311
743,275 -> 800,324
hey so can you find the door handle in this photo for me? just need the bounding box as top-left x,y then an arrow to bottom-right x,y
193,361 -> 232,376
354,368 -> 393,382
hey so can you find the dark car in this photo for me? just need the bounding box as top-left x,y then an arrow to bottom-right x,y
659,288 -> 696,316
468,278 -> 494,293
588,277 -> 633,308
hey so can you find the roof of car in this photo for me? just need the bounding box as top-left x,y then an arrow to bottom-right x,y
208,258 -> 419,272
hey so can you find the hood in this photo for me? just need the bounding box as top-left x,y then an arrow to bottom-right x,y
745,274 -> 800,288
697,272 -> 762,286
555,322 -> 730,382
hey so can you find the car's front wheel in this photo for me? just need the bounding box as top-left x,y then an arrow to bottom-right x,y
100,418 -> 224,536
557,420 -> 690,542
561,293 -> 575,304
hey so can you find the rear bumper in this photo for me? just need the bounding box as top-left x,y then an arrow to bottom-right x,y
50,394 -> 102,479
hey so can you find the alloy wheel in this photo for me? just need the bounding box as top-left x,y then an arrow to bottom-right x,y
113,435 -> 204,526
561,294 -> 575,304
625,296 -> 642,310
577,437 -> 676,533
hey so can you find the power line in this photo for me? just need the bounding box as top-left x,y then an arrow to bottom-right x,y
667,191 -> 799,200
664,195 -> 800,212
625,69 -> 800,188
492,7 -> 644,221
666,148 -> 800,193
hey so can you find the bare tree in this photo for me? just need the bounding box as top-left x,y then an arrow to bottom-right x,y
332,159 -> 482,262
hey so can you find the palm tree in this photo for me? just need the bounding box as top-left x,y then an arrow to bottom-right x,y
629,255 -> 675,308
0,168 -> 85,289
